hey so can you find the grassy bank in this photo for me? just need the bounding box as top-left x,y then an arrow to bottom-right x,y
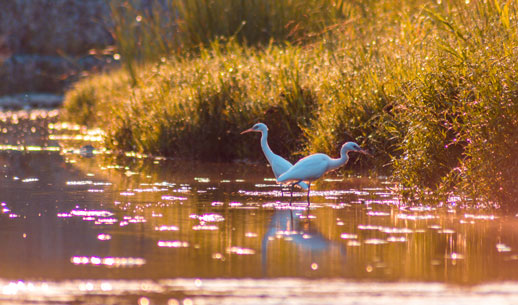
62,0 -> 518,205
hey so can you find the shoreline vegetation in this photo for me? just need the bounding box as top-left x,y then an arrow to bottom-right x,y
62,0 -> 518,205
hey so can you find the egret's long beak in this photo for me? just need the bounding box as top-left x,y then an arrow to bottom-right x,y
240,128 -> 255,135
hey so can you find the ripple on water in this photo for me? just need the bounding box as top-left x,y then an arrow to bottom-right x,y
226,247 -> 256,255
299,214 -> 316,219
133,187 -> 168,193
364,239 -> 388,245
340,233 -> 358,239
66,180 -> 93,186
70,256 -> 146,267
155,225 -> 179,231
97,234 -> 111,241
162,195 -> 188,201
347,240 -> 362,247
496,243 -> 512,252
367,211 -> 390,217
194,177 -> 210,183
123,216 -> 146,223
464,213 -> 498,220
397,214 -> 437,221
358,225 -> 383,230
158,241 -> 189,248
387,236 -> 407,243
70,210 -> 114,217
229,202 -> 243,208
379,227 -> 413,234
446,253 -> 465,260
190,213 -> 225,222
21,178 -> 39,183
94,218 -> 118,225
192,225 -> 219,231
7,278 -> 518,305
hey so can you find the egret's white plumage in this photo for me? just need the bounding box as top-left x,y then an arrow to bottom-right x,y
278,142 -> 368,205
241,123 -> 308,197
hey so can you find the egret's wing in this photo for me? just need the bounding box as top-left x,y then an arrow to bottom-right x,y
268,154 -> 309,189
269,154 -> 294,179
278,154 -> 328,183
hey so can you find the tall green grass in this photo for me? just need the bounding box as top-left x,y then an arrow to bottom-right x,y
64,0 -> 518,205
107,0 -> 352,78
176,0 -> 356,46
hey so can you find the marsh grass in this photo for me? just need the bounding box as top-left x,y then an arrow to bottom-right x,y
64,0 -> 518,205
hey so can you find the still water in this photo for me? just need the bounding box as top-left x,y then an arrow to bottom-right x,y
1,110 -> 518,304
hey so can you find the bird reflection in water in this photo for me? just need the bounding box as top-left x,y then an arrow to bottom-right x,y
261,208 -> 346,274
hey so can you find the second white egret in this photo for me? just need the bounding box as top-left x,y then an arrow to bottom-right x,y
277,142 -> 369,206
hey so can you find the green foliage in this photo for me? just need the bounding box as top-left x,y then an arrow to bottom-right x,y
63,0 -> 518,205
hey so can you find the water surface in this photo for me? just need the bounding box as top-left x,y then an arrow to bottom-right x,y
1,110 -> 518,304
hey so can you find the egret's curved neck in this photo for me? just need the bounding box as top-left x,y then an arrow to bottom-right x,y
327,149 -> 350,171
260,130 -> 276,162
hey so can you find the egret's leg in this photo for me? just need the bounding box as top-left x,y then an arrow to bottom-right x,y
288,182 -> 297,206
306,183 -> 311,207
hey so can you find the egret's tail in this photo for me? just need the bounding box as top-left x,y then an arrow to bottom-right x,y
278,171 -> 306,189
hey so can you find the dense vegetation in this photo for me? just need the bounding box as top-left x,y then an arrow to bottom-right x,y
62,0 -> 518,205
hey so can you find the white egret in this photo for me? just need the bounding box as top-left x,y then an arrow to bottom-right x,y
277,142 -> 369,206
241,123 -> 308,199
